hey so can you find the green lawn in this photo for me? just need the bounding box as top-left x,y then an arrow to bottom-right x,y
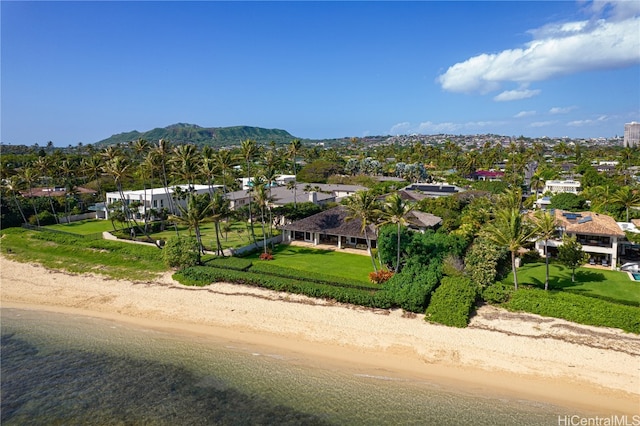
46,219 -> 115,235
1,227 -> 166,281
148,221 -> 276,251
244,244 -> 375,283
503,262 -> 640,305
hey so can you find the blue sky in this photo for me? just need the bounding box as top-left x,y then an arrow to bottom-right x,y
2,1 -> 639,147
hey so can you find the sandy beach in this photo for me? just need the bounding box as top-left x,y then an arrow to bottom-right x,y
1,256 -> 639,415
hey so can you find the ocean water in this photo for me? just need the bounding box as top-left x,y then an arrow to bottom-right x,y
1,308 -> 588,425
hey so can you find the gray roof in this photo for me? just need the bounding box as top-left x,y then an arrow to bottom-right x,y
407,211 -> 442,229
283,205 -> 377,240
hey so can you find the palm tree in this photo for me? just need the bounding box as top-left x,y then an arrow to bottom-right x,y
81,155 -> 104,197
2,175 -> 28,224
344,190 -> 380,271
240,139 -> 259,245
154,139 -> 177,215
169,192 -> 213,262
610,186 -> 640,222
482,207 -> 536,290
531,210 -> 557,290
289,139 -> 302,208
379,192 -> 414,272
172,144 -> 200,186
19,166 -> 41,226
251,177 -> 272,254
215,149 -> 235,193
210,191 -> 230,256
33,156 -> 60,224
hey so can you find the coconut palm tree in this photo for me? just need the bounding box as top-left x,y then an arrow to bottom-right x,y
154,139 -> 177,215
169,191 -> 213,262
531,210 -> 557,290
289,139 -> 302,207
81,155 -> 104,197
482,207 -> 536,290
19,166 -> 41,226
210,191 -> 230,256
240,139 -> 259,245
2,175 -> 28,224
344,190 -> 380,271
251,176 -> 272,254
33,156 -> 60,224
172,144 -> 200,186
215,149 -> 236,193
610,186 -> 640,222
378,192 -> 414,272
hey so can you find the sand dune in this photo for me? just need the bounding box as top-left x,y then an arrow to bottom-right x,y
1,256 -> 638,415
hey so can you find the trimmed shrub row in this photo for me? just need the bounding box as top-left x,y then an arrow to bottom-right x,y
205,256 -> 253,271
174,266 -> 393,308
247,262 -> 378,290
425,276 -> 478,328
504,288 -> 640,334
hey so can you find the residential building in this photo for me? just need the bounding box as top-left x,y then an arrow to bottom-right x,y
471,170 -> 504,181
400,183 -> 465,200
543,180 -> 581,195
535,210 -> 624,270
623,122 -> 640,148
102,184 -> 219,220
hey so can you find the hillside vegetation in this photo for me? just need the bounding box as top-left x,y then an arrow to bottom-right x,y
95,123 -> 299,148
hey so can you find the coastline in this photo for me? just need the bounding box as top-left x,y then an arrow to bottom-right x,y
1,256 -> 638,415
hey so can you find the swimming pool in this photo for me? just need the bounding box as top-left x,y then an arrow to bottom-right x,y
632,273 -> 640,281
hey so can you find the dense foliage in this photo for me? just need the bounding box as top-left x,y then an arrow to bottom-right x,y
425,276 -> 478,328
505,288 -> 640,334
383,261 -> 442,312
162,236 -> 199,268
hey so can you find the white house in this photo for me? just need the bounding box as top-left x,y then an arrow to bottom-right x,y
103,184 -> 221,220
544,180 -> 581,195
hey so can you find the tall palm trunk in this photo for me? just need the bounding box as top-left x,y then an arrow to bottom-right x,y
544,239 -> 550,291
363,227 -> 377,272
246,159 -> 257,245
396,222 -> 401,273
511,250 -> 518,291
12,193 -> 28,224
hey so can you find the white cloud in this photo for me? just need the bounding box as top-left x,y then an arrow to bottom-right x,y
437,8 -> 640,97
494,89 -> 541,101
549,106 -> 577,114
530,120 -> 557,128
515,110 -> 536,118
390,120 -> 504,135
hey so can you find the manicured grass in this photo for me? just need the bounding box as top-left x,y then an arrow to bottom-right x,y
46,219 -> 115,235
0,227 -> 166,281
149,221 -> 277,250
244,244 -> 375,283
503,262 -> 640,305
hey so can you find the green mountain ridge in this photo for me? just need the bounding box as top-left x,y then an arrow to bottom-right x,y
95,123 -> 300,148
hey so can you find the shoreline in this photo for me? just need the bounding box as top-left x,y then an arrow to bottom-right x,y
1,256 -> 638,415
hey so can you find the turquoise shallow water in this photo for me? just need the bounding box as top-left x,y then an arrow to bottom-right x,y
1,308 -> 589,425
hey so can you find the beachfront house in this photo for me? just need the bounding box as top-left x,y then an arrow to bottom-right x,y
282,205 -> 442,250
535,209 -> 624,270
102,184 -> 220,220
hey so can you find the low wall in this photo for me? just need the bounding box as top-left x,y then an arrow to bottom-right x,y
58,212 -> 97,224
230,235 -> 283,256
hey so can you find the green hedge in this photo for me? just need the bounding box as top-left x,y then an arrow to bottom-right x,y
425,276 -> 478,328
173,266 -> 392,308
248,262 -> 377,290
205,256 -> 254,271
504,288 -> 640,334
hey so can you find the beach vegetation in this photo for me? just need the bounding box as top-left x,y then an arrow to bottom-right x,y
425,276 -> 479,328
383,261 -> 442,312
163,235 -> 200,268
504,288 -> 640,334
0,227 -> 165,281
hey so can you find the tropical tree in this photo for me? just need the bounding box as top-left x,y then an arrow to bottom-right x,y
482,207 -> 536,290
531,210 -> 557,290
610,186 -> 640,222
240,139 -> 259,245
215,149 -> 236,193
33,156 -> 59,224
344,190 -> 380,271
19,166 -> 41,226
251,177 -> 272,254
378,192 -> 414,272
172,144 -> 200,185
558,235 -> 589,282
289,139 -> 302,207
154,139 -> 177,215
2,175 -> 28,224
210,191 -> 230,256
168,191 -> 213,262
